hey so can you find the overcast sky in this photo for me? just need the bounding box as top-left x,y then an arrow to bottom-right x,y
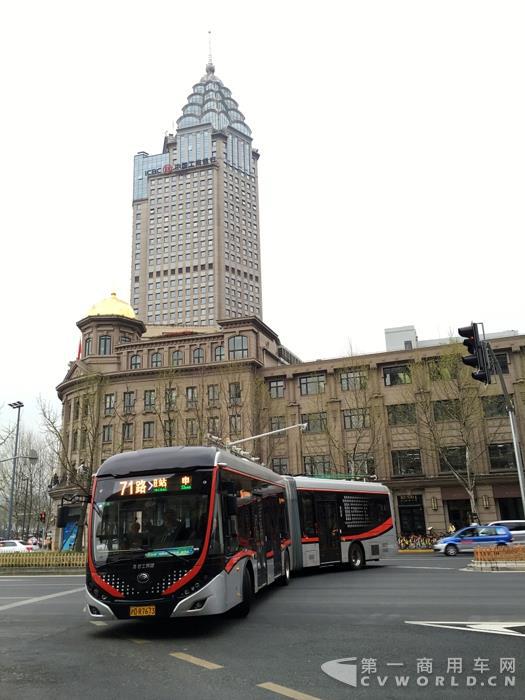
1,0 -> 523,430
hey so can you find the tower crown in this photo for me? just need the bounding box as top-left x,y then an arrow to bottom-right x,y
177,65 -> 251,137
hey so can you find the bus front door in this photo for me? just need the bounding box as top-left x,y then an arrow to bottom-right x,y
318,499 -> 341,564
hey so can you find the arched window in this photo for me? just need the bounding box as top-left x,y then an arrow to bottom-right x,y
193,348 -> 204,364
130,354 -> 141,369
172,350 -> 184,367
99,335 -> 112,355
84,337 -> 92,357
150,352 -> 162,368
214,345 -> 224,362
228,335 -> 248,360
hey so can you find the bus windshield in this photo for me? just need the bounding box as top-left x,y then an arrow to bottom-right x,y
91,470 -> 212,566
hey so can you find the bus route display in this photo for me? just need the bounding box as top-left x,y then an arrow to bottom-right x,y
116,474 -> 192,497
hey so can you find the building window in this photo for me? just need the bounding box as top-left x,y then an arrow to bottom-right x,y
102,425 -> 113,443
73,398 -> 80,420
303,455 -> 331,476
387,404 -> 416,426
99,335 -> 112,355
343,409 -> 370,430
207,384 -> 219,407
347,453 -> 375,477
214,345 -> 224,361
439,446 -> 467,472
72,430 -> 78,451
142,421 -> 154,440
383,365 -> 411,386
228,334 -> 248,359
84,337 -> 92,356
130,354 -> 141,369
391,449 -> 422,476
433,400 -> 460,422
208,416 -> 219,435
193,347 -> 204,364
229,414 -> 241,436
122,423 -> 133,441
340,369 -> 368,391
272,458 -> 288,474
165,388 -> 177,410
186,418 -> 198,441
123,391 -> 135,414
144,390 -> 156,411
299,374 -> 326,396
104,393 -> 115,416
482,395 -> 507,418
428,359 -> 458,382
172,350 -> 184,366
229,382 -> 241,406
301,412 -> 327,433
186,386 -> 197,408
489,443 -> 516,471
150,351 -> 163,368
163,420 -> 175,444
270,416 -> 286,432
268,379 -> 285,399
494,352 -> 509,374
120,334 -> 131,344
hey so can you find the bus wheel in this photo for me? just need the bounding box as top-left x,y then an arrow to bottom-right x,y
348,542 -> 365,570
278,551 -> 291,586
232,567 -> 253,618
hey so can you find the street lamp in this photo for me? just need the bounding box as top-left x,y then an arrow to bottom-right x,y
7,401 -> 23,538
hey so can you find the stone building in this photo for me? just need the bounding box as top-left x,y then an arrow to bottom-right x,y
50,293 -> 525,547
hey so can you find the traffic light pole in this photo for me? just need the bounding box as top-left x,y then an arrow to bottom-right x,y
486,344 -> 525,517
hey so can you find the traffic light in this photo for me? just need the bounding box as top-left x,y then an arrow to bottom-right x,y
458,323 -> 491,384
39,511 -> 46,523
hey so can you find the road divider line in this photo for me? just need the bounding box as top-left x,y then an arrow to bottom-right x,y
258,682 -> 323,700
170,652 -> 223,669
0,587 -> 83,612
89,621 -> 108,627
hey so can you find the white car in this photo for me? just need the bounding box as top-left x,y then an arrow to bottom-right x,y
488,520 -> 525,544
0,539 -> 31,552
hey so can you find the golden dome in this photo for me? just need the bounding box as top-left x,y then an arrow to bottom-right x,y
86,292 -> 136,319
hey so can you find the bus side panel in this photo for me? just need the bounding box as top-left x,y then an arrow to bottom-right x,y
284,477 -> 303,571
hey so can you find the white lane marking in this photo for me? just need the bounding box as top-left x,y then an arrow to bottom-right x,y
389,564 -> 453,570
258,682 -> 323,700
0,587 -> 83,612
89,621 -> 108,627
406,621 -> 525,637
170,652 -> 223,669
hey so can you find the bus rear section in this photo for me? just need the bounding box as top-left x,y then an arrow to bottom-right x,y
85,446 -> 291,621
287,476 -> 396,571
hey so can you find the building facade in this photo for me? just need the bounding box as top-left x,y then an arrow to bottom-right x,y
51,295 -> 525,547
131,58 -> 262,326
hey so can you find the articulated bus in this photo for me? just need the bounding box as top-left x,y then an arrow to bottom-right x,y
84,446 -> 395,621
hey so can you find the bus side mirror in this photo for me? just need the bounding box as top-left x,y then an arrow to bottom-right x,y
225,495 -> 238,517
56,506 -> 69,528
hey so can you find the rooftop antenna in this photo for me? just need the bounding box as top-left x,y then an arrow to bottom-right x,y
206,30 -> 215,75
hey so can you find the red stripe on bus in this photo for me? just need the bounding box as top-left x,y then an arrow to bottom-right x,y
340,517 -> 393,541
280,538 -> 292,550
301,537 -> 320,543
266,551 -> 274,559
87,478 -> 124,599
162,467 -> 219,596
225,550 -> 256,573
222,465 -> 285,486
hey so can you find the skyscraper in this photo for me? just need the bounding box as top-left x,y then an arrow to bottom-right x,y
130,55 -> 262,326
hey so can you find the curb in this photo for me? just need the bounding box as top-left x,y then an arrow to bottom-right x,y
468,561 -> 525,572
0,568 -> 85,576
397,549 -> 434,554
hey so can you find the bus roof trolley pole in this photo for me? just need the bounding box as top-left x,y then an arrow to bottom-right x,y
227,422 -> 308,447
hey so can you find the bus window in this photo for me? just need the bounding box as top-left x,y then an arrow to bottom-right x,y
299,493 -> 317,537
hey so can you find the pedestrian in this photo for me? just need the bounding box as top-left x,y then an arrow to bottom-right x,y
447,522 -> 456,534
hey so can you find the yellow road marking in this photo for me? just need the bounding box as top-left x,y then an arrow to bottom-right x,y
169,652 -> 223,670
258,682 -> 323,700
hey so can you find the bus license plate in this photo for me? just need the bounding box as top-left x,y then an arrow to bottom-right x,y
129,605 -> 156,617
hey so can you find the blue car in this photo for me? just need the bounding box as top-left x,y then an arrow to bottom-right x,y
433,525 -> 512,556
